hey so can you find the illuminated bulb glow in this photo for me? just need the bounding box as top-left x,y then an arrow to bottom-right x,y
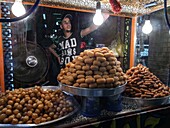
93,1 -> 104,26
142,20 -> 153,34
93,9 -> 104,26
11,0 -> 26,17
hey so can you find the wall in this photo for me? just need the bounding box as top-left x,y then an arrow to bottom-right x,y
148,9 -> 170,85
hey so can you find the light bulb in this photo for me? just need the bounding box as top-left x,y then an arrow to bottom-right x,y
93,1 -> 104,26
93,9 -> 104,25
142,20 -> 153,34
11,0 -> 26,17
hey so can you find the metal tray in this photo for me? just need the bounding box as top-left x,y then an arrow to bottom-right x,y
122,95 -> 170,107
0,86 -> 80,127
60,82 -> 126,97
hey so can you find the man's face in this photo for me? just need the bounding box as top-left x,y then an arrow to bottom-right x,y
61,17 -> 72,32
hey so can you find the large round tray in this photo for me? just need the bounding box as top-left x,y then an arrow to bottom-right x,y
0,86 -> 80,127
60,82 -> 126,97
122,95 -> 170,107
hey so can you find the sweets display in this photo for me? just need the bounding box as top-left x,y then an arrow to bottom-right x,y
57,47 -> 127,88
0,86 -> 75,124
124,64 -> 170,98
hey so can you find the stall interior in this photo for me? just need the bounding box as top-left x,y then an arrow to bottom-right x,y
2,4 -> 131,89
0,0 -> 170,90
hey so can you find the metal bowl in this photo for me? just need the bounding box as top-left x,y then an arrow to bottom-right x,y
60,82 -> 127,97
122,95 -> 170,107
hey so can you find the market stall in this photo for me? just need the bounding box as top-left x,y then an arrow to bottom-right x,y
0,0 -> 170,127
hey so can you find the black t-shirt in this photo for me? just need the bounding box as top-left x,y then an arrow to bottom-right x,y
58,30 -> 82,67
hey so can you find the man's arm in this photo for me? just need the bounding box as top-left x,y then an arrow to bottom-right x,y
48,44 -> 60,63
81,11 -> 110,37
80,24 -> 98,38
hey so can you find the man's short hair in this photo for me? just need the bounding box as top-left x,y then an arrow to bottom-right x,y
61,14 -> 72,22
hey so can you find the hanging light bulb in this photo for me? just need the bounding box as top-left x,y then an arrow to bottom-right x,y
142,20 -> 153,34
93,1 -> 104,26
11,0 -> 26,17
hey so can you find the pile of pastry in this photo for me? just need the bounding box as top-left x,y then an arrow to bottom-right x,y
0,86 -> 74,124
57,47 -> 127,88
124,64 -> 170,98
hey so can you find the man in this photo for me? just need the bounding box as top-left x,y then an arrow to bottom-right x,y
58,12 -> 109,68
